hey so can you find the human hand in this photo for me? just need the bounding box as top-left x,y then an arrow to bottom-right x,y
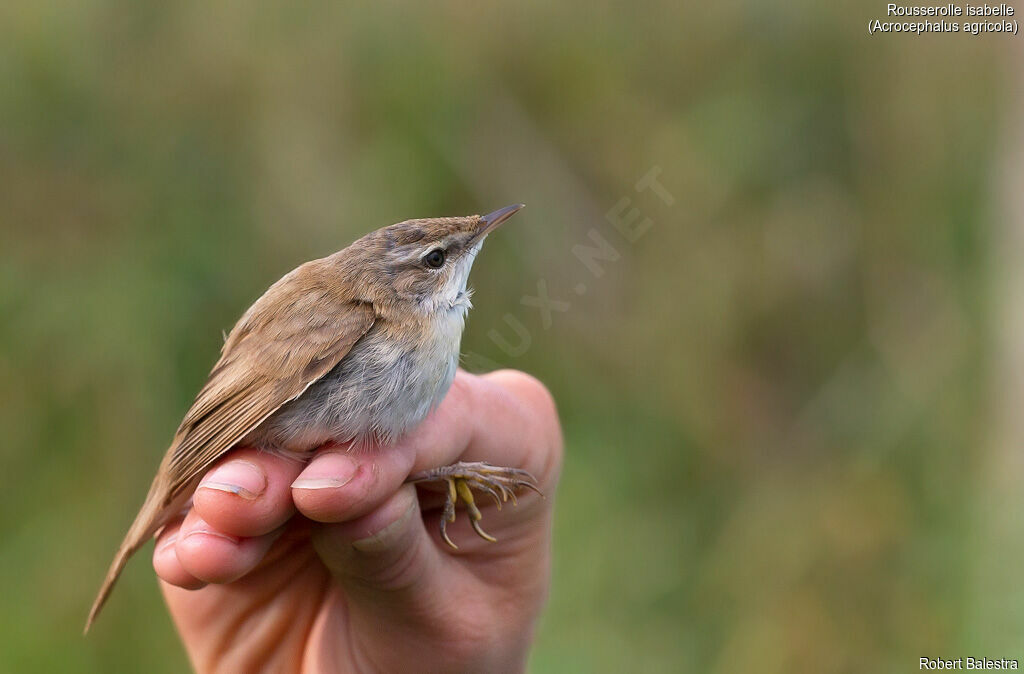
154,369 -> 562,673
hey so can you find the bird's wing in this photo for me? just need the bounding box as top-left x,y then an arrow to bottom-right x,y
162,291 -> 375,499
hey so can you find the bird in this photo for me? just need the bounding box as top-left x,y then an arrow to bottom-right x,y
85,204 -> 541,632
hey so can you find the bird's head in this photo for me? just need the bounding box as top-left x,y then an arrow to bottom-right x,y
348,204 -> 524,317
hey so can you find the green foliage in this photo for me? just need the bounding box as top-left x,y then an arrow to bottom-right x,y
0,1 -> 1005,671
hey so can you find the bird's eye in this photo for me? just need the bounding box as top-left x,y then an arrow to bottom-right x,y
423,248 -> 446,269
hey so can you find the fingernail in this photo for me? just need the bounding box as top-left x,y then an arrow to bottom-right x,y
352,498 -> 417,553
183,528 -> 239,544
292,452 -> 358,490
198,460 -> 266,500
156,534 -> 178,555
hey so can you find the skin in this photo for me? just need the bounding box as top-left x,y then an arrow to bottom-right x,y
154,369 -> 562,673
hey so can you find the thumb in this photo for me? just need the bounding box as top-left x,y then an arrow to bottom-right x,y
309,485 -> 449,623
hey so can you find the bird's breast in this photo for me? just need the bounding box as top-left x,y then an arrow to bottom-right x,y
251,313 -> 464,452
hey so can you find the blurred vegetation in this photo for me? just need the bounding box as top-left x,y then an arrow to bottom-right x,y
0,1 -> 1014,672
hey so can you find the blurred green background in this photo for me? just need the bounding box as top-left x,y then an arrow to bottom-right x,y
2,1 -> 1020,671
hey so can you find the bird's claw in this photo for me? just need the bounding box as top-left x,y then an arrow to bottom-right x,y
408,461 -> 542,549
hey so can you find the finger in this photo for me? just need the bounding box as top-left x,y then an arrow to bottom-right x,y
310,485 -> 451,621
192,448 -> 304,538
153,519 -> 205,590
291,446 -> 416,524
479,370 -> 562,479
399,370 -> 563,490
405,370 -> 561,550
293,370 -> 561,538
172,507 -> 282,584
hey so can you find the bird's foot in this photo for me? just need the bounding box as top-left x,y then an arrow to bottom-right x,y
407,461 -> 542,549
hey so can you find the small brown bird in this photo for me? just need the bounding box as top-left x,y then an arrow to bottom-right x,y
86,205 -> 540,632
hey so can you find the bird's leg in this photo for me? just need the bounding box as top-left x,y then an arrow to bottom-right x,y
407,461 -> 542,549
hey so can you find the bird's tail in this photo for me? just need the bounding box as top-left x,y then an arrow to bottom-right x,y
84,475 -> 174,633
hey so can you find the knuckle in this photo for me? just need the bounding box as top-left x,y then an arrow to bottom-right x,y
430,613 -> 499,665
484,369 -> 563,484
490,370 -> 556,419
493,369 -> 562,448
350,532 -> 426,591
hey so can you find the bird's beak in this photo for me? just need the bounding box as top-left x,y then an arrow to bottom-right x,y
473,204 -> 524,242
